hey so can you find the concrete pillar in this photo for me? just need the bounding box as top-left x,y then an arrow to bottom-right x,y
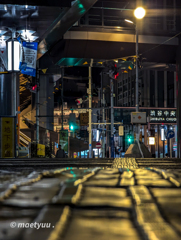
176,36 -> 181,158
0,73 -> 18,116
39,74 -> 54,131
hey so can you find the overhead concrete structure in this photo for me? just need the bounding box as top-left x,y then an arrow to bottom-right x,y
45,29 -> 178,67
0,0 -> 73,7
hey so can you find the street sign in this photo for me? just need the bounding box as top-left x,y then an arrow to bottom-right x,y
166,130 -> 175,139
0,117 -> 15,158
37,144 -> 45,156
80,112 -> 89,126
131,112 -> 146,124
96,142 -> 102,149
149,109 -> 176,123
119,125 -> 124,136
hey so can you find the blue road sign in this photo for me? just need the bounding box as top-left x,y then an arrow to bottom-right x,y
166,130 -> 175,139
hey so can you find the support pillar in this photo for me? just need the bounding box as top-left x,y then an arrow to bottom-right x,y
176,36 -> 181,158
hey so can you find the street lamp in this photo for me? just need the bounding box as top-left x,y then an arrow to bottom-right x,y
7,39 -> 21,72
125,7 -> 146,142
134,7 -> 146,19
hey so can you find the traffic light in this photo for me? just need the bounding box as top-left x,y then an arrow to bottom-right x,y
127,134 -> 134,144
114,64 -> 119,79
76,98 -> 82,105
69,113 -> 77,131
70,124 -> 74,131
31,84 -> 37,93
25,82 -> 38,93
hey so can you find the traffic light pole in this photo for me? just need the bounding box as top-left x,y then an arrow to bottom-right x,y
135,22 -> 143,158
61,68 -> 64,130
89,59 -> 93,158
36,61 -> 40,144
102,88 -> 105,158
135,23 -> 140,142
110,78 -> 114,158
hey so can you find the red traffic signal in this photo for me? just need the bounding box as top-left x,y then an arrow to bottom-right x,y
30,84 -> 37,93
114,72 -> 119,79
76,98 -> 82,105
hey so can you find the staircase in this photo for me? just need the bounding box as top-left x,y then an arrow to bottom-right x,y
20,131 -> 31,147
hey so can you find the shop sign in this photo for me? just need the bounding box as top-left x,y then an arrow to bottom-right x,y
148,137 -> 155,145
149,110 -> 176,123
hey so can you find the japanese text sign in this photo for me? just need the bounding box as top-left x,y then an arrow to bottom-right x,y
1,117 -> 15,158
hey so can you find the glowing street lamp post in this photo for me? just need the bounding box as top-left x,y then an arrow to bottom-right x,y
125,7 -> 146,142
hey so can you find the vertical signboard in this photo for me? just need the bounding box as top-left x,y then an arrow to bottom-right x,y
80,113 -> 89,126
1,117 -> 15,158
37,144 -> 45,157
59,130 -> 68,152
19,41 -> 38,77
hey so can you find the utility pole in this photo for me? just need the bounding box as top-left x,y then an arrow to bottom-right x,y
89,59 -> 93,158
135,23 -> 140,142
102,88 -> 105,158
36,60 -> 40,144
61,67 -> 64,130
110,78 -> 114,158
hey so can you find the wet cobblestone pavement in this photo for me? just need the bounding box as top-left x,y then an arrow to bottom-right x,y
0,158 -> 181,240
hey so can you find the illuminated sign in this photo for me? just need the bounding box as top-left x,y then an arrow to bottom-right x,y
149,110 -> 176,123
149,137 -> 155,145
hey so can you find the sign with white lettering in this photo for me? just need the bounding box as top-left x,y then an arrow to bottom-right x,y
149,110 -> 176,123
19,41 -> 38,77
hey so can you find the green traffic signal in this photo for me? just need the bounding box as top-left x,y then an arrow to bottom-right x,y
70,125 -> 74,130
127,134 -> 133,144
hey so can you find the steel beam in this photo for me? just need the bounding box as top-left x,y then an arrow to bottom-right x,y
0,0 -> 72,7
37,0 -> 98,59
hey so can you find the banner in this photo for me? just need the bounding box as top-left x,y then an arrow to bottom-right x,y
59,130 -> 68,152
19,41 -> 38,77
